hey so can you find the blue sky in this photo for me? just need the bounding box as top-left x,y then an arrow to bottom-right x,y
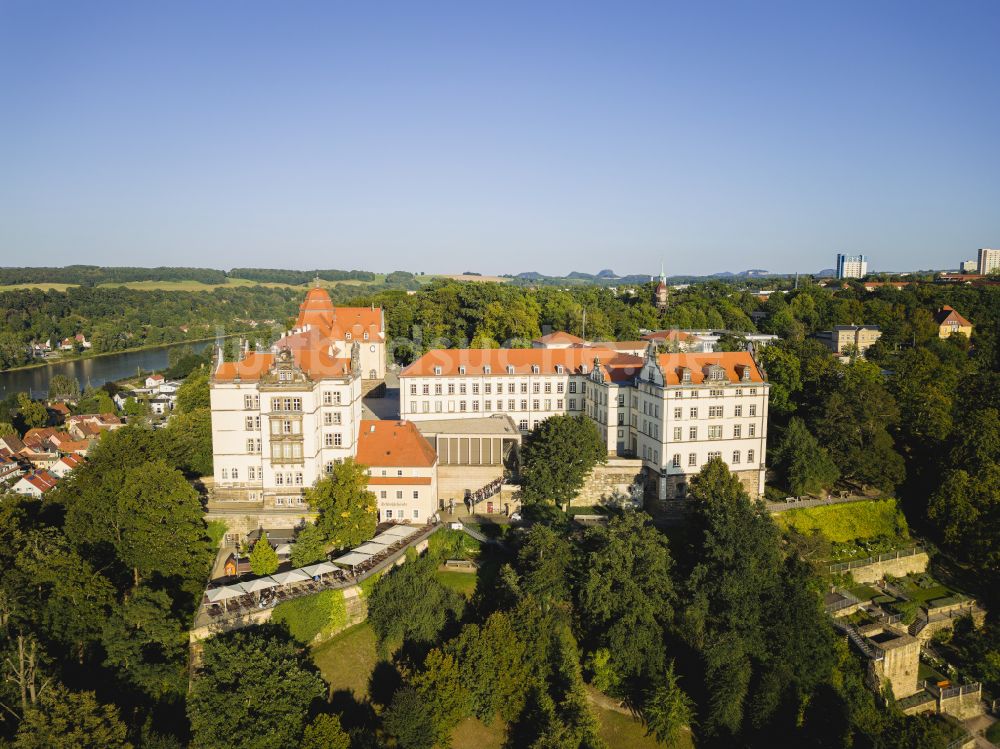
1,1 -> 998,276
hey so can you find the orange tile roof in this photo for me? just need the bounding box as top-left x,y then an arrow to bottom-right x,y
20,470 -> 58,493
294,288 -> 384,341
355,420 -> 437,468
655,351 -> 764,385
58,453 -> 84,469
935,306 -> 972,328
642,330 -> 696,342
367,476 -> 434,486
215,288 -> 381,382
400,348 -> 642,377
534,331 -> 585,345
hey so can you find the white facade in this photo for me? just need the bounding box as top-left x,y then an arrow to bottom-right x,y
400,345 -> 769,498
836,253 -> 869,279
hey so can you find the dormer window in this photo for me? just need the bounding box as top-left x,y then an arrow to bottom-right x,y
506,365 -> 515,374
483,365 -> 491,374
741,366 -> 751,382
346,332 -> 352,341
707,365 -> 725,382
556,365 -> 564,374
581,365 -> 588,374
458,366 -> 466,375
364,331 -> 369,340
434,366 -> 442,375
531,365 -> 540,374
681,368 -> 691,384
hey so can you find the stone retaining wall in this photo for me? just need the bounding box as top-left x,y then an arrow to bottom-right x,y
575,458 -> 644,506
847,553 -> 930,585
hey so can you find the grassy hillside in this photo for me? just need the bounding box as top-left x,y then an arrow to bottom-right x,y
774,499 -> 909,543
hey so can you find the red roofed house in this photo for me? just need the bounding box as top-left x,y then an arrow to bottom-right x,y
532,331 -> 586,349
50,453 -> 84,478
934,306 -> 973,339
0,454 -> 20,483
13,470 -> 59,497
66,414 -> 123,441
355,419 -> 438,523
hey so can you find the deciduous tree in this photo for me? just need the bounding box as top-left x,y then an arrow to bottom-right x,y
521,414 -> 607,509
305,459 -> 377,547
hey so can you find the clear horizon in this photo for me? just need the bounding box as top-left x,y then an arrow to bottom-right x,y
2,1 -> 998,276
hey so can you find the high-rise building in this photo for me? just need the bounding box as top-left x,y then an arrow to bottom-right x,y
836,253 -> 869,279
977,248 -> 1000,275
961,260 -> 978,273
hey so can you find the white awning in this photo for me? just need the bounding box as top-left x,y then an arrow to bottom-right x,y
301,562 -> 338,577
353,541 -> 390,555
379,525 -> 418,538
238,577 -> 278,593
275,544 -> 293,556
205,586 -> 244,602
333,552 -> 373,568
270,569 -> 311,585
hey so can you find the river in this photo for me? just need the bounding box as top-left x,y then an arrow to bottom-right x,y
0,340 -> 215,400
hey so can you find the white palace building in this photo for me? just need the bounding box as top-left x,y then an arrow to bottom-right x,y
399,342 -> 770,500
209,287 -> 770,537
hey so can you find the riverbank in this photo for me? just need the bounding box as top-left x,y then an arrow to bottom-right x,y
1,333 -> 242,375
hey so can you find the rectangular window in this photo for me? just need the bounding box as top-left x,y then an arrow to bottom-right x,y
569,382 -> 577,394
734,405 -> 743,417
689,426 -> 697,440
472,400 -> 480,411
689,408 -> 698,418
532,399 -> 539,410
422,384 -> 430,395
294,472 -> 303,486
709,406 -> 723,418
708,425 -> 723,439
472,383 -> 479,395
413,509 -> 420,519
396,491 -> 403,499
519,419 -> 529,431
323,392 -> 332,405
384,508 -> 392,519
674,390 -> 683,399
673,407 -> 682,419
557,382 -> 564,394
324,412 -> 333,426
435,384 -> 442,395
410,384 -> 417,395
521,399 -> 528,410
532,382 -> 540,394
520,383 -> 528,394
508,399 -> 516,411
749,388 -> 758,396
243,394 -> 254,409
484,400 -> 492,411
447,383 -> 455,395
557,399 -> 564,409
688,453 -> 697,466
544,383 -> 552,394
334,433 -> 343,447
459,401 -> 467,412
221,468 -> 228,480
748,449 -> 755,463
485,383 -> 492,394
459,384 -> 467,395
709,389 -> 724,397
672,454 -> 681,467
324,433 -> 334,447
733,425 -> 742,438
748,424 -> 756,437
274,473 -> 283,485
707,451 -> 721,461
749,404 -> 757,417
673,427 -> 682,440
732,450 -> 741,464
413,491 -> 419,499
568,398 -> 576,410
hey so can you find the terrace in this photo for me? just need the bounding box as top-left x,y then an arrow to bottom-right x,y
194,522 -> 440,632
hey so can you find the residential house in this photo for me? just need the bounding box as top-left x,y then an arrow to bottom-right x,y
815,326 -> 882,357
0,455 -> 20,483
66,413 -> 123,440
12,470 -> 59,497
934,306 -> 973,339
49,453 -> 84,478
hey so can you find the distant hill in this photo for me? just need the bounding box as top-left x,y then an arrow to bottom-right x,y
596,269 -> 618,279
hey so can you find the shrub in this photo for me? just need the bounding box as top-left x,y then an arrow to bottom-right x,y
272,590 -> 347,644
774,499 -> 909,543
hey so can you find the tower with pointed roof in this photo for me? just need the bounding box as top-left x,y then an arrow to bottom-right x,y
655,261 -> 669,311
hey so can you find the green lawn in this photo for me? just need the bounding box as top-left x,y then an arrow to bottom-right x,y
435,569 -> 478,598
774,499 -> 908,543
311,622 -> 379,700
847,584 -> 881,602
918,662 -> 948,683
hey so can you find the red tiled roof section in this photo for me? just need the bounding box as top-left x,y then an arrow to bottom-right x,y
295,289 -> 384,341
535,331 -> 585,345
401,348 -> 643,377
642,330 -> 695,342
22,470 -> 59,492
655,351 -> 764,385
935,306 -> 972,327
355,420 -> 437,468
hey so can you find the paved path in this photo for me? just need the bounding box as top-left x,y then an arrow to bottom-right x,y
965,714 -> 997,748
362,369 -> 400,421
